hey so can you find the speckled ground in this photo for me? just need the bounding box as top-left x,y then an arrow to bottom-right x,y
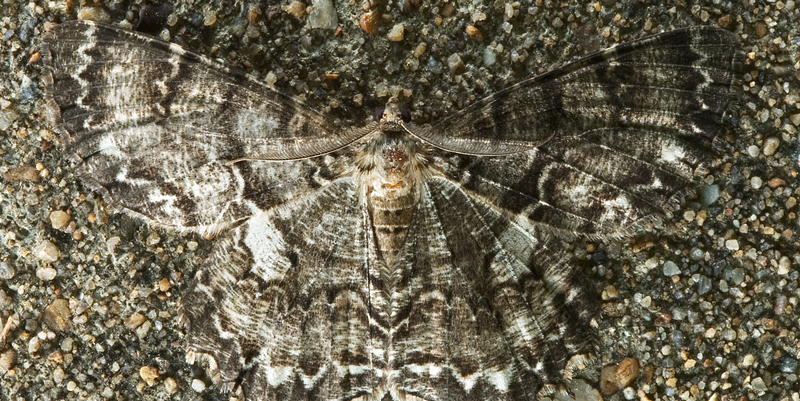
0,1 -> 798,400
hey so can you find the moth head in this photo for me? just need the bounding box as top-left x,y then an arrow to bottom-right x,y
374,97 -> 411,132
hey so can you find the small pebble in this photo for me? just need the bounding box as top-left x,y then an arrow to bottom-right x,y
697,275 -> 712,295
136,320 -> 152,339
447,53 -> 465,74
751,377 -> 767,392
777,356 -> 798,373
750,176 -> 762,189
36,266 -> 57,281
61,337 -> 74,352
28,337 -> 40,354
4,165 -> 39,182
164,377 -> 178,394
763,137 -> 780,156
125,313 -> 147,330
281,1 -> 305,19
599,357 -> 639,394
34,240 -> 60,262
359,11 -> 379,35
387,23 -> 404,41
159,278 -> 171,292
0,109 -> 18,131
662,261 -> 680,276
731,267 -> 745,285
146,231 -> 161,246
0,349 -> 16,373
308,0 -> 338,29
101,387 -> 114,398
53,367 -> 65,384
777,256 -> 791,275
43,299 -> 71,331
77,6 -> 112,23
413,42 -> 427,58
0,261 -> 15,279
768,177 -> 785,188
725,239 -> 739,251
49,210 -> 71,230
790,113 -> 800,126
191,379 -> 206,392
774,295 -> 788,315
106,236 -> 121,255
699,184 -> 720,205
140,366 -> 159,386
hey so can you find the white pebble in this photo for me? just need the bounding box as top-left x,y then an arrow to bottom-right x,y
750,176 -> 762,189
725,239 -> 740,251
28,337 -> 40,354
53,367 -> 65,384
308,0 -> 338,29
387,23 -> 404,42
36,266 -> 57,281
164,377 -> 178,394
763,137 -> 780,156
34,240 -> 60,262
191,379 -> 206,392
777,256 -> 791,275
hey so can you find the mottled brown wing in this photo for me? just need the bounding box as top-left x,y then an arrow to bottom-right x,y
41,20 -> 375,233
411,27 -> 740,157
180,178 -> 390,400
426,26 -> 741,237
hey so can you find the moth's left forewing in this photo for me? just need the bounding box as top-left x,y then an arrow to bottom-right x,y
42,20 -> 374,233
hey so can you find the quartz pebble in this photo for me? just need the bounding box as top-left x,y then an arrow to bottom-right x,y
777,256 -> 791,275
447,53 -> 464,74
34,240 -> 61,262
308,0 -> 338,29
0,261 -> 15,279
387,23 -> 404,41
49,210 -> 70,230
36,266 -> 57,281
164,377 -> 178,394
50,367 -> 66,385
762,137 -> 780,156
191,379 -> 206,392
663,261 -> 680,276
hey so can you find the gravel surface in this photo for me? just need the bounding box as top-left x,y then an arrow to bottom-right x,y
1,1 -> 799,400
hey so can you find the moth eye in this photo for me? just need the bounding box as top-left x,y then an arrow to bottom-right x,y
400,108 -> 411,123
373,107 -> 385,122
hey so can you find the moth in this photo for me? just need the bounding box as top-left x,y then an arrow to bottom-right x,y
42,20 -> 740,400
